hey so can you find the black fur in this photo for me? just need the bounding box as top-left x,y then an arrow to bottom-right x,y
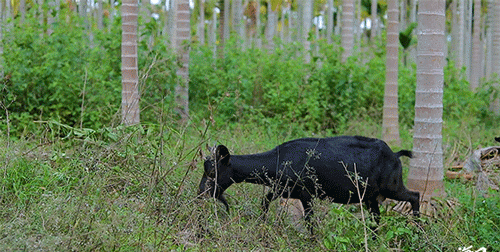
198,136 -> 420,230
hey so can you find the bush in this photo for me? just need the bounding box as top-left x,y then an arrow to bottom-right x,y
0,8 -> 177,136
1,9 -> 498,138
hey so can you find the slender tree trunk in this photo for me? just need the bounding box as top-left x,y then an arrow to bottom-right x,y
400,0 -> 406,31
266,1 -> 277,51
287,2 -> 292,44
408,0 -> 446,201
121,0 -> 140,125
485,0 -> 493,80
20,0 -> 26,23
464,0 -> 473,80
480,13 -> 486,80
356,0 -> 361,43
0,0 -> 3,79
335,5 -> 340,36
109,0 -> 116,33
451,0 -> 458,64
341,0 -> 354,62
170,0 -> 177,47
97,0 -> 104,30
223,0 -> 230,43
174,0 -> 191,121
80,0 -> 88,28
217,0 -> 225,57
382,0 -> 400,145
491,0 -> 500,113
470,0 -> 482,91
234,0 -> 244,42
370,0 -> 377,40
199,0 -> 205,45
408,0 -> 417,63
280,5 -> 285,47
217,0 -> 230,57
6,0 -> 12,21
327,0 -> 334,44
209,7 -> 217,57
456,0 -> 465,68
256,0 -> 261,48
302,0 -> 312,63
47,0 -> 56,35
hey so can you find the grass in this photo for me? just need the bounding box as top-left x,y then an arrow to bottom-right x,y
1,120 -> 499,251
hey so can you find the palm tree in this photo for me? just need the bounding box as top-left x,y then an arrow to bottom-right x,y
121,0 -> 140,125
407,0 -> 446,201
266,1 -> 277,51
302,0 -> 313,63
217,0 -> 230,57
370,0 -> 377,40
491,0 -> 500,113
382,0 -> 400,145
327,0 -> 334,44
470,0 -> 482,91
174,0 -> 191,121
455,0 -> 465,68
0,0 -> 3,79
20,0 -> 26,23
341,0 -> 354,62
197,0 -> 205,45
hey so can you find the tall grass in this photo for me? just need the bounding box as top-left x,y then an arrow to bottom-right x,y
1,120 -> 499,251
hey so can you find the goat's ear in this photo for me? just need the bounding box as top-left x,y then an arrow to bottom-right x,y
215,145 -> 231,166
198,147 -> 205,160
206,143 -> 216,157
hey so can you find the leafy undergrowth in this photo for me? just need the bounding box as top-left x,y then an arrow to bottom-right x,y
1,122 -> 499,251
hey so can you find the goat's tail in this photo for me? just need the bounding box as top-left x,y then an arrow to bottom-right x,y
496,137 -> 500,143
395,150 -> 413,159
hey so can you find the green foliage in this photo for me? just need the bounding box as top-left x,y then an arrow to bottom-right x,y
1,119 -> 499,250
2,8 -> 498,139
0,8 -> 177,136
456,188 -> 500,250
190,40 -> 390,133
399,22 -> 417,50
321,206 -> 369,250
2,13 -> 119,134
443,62 -> 498,125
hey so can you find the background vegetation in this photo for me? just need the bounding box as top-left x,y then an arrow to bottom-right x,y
1,4 -> 500,251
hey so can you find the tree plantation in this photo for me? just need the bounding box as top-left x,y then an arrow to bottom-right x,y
0,0 -> 499,251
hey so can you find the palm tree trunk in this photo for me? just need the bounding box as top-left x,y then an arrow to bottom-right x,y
256,0 -> 261,48
266,1 -> 277,51
370,0 -> 377,40
470,0 -> 482,91
97,0 -> 103,30
491,0 -> 500,113
0,0 -> 3,79
174,0 -> 191,121
198,0 -> 205,45
327,0 -> 333,44
382,0 -> 400,145
464,0 -> 473,80
209,7 -> 216,56
302,0 -> 312,63
20,0 -> 26,23
121,0 -> 140,125
341,0 -> 354,62
407,0 -> 446,201
456,0 -> 465,68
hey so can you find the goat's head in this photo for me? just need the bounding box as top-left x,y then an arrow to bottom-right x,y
198,145 -> 233,212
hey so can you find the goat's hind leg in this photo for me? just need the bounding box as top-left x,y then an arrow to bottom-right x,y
387,188 -> 420,217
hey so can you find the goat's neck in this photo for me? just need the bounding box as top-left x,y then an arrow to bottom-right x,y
230,150 -> 279,185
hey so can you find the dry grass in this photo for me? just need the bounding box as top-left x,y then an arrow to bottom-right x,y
1,122 -> 499,251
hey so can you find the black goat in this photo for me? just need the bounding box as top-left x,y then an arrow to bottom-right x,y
198,136 -> 420,229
